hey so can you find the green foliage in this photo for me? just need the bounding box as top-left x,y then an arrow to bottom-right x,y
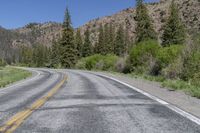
161,0 -> 186,46
75,29 -> 83,58
76,54 -> 119,71
0,58 -> 6,67
59,8 -> 77,68
82,28 -> 92,57
162,79 -> 200,98
107,23 -> 115,54
50,39 -> 61,68
114,25 -> 126,56
95,23 -> 116,55
19,45 -> 33,66
191,72 -> 200,87
124,22 -> 132,55
33,45 -> 51,67
135,0 -> 157,43
181,51 -> 200,81
157,45 -> 183,67
0,67 -> 31,88
95,25 -> 105,55
128,40 -> 160,74
19,44 -> 51,67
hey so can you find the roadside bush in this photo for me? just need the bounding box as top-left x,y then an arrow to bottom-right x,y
162,57 -> 183,79
0,58 -> 6,67
128,40 -> 161,75
157,45 -> 183,68
115,57 -> 130,73
181,51 -> 200,81
191,72 -> 200,87
75,54 -> 119,71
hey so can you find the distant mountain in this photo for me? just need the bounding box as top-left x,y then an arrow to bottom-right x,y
0,0 -> 200,62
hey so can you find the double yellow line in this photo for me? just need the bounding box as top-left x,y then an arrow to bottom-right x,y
0,75 -> 67,133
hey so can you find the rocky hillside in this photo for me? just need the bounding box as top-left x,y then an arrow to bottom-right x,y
13,22 -> 62,47
0,0 -> 200,60
79,0 -> 200,44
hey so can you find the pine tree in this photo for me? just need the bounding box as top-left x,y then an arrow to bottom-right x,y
20,45 -> 33,66
74,29 -> 83,58
82,28 -> 92,57
125,20 -> 131,54
104,24 -> 110,54
50,39 -> 60,67
135,0 -> 157,43
108,23 -> 115,54
161,0 -> 185,46
104,23 -> 115,54
95,24 -> 105,54
114,25 -> 125,56
59,8 -> 77,68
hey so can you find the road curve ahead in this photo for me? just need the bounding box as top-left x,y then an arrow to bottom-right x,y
0,69 -> 200,133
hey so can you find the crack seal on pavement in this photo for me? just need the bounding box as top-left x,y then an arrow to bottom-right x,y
0,75 -> 67,133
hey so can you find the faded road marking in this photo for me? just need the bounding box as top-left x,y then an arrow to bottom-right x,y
0,75 -> 67,133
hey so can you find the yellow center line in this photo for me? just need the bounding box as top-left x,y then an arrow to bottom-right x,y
0,75 -> 67,133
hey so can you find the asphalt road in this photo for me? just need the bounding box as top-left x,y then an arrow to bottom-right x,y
0,68 -> 200,133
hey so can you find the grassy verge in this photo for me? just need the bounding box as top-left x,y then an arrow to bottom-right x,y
0,67 -> 32,88
106,71 -> 200,99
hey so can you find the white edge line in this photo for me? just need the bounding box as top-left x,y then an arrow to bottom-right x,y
0,68 -> 41,92
90,72 -> 200,126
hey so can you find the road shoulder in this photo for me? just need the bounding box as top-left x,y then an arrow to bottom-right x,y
95,71 -> 200,118
0,67 -> 38,90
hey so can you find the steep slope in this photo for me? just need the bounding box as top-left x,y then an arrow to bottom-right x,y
13,22 -> 62,47
79,0 -> 200,44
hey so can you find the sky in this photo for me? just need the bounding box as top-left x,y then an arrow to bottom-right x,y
0,0 -> 158,29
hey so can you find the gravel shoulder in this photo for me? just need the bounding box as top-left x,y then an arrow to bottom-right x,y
96,71 -> 200,118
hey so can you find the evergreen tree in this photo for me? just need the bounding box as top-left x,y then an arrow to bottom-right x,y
125,20 -> 131,54
104,23 -> 115,54
108,23 -> 115,54
135,0 -> 157,43
95,24 -> 105,55
75,29 -> 83,58
59,7 -> 77,68
82,28 -> 92,57
20,45 -> 33,66
114,25 -> 126,56
50,39 -> 61,67
161,0 -> 185,46
33,45 -> 44,67
104,24 -> 110,54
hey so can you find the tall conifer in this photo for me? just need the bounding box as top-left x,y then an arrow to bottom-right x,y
114,25 -> 125,56
59,8 -> 77,68
135,0 -> 157,43
75,29 -> 83,58
161,0 -> 185,46
95,24 -> 105,54
82,28 -> 92,57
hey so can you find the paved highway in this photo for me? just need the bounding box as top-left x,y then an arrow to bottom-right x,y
0,68 -> 200,133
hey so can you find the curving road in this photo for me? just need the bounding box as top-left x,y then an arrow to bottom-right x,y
0,68 -> 200,133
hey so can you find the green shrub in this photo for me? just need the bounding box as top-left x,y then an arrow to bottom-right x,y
191,72 -> 200,87
115,57 -> 131,73
0,59 -> 6,67
181,51 -> 200,81
161,56 -> 183,79
157,45 -> 183,67
128,40 -> 161,74
75,54 -> 119,71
